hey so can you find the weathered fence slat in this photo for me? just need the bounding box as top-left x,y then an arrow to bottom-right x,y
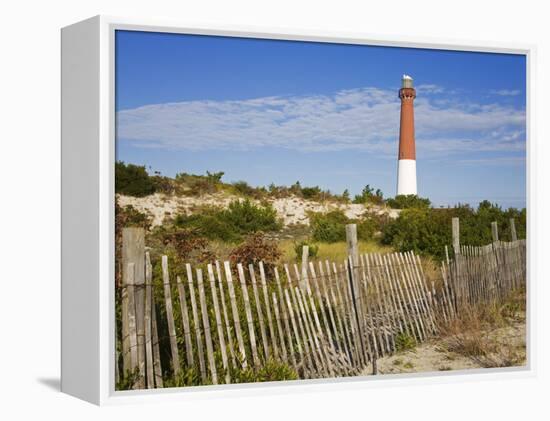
237,263 -> 260,367
186,263 -> 206,381
224,261 -> 247,368
197,268 -> 218,385
208,264 -> 230,384
144,253 -> 154,388
259,262 -> 279,360
176,275 -> 194,368
162,256 -> 180,376
273,268 -> 294,366
215,261 -> 236,367
249,264 -> 269,361
151,295 -> 163,388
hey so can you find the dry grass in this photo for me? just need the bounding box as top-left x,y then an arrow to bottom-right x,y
438,288 -> 526,368
278,239 -> 393,264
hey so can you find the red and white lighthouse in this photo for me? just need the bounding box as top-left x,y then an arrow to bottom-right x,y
396,74 -> 417,196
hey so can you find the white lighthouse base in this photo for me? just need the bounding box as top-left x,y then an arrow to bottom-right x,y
397,159 -> 417,196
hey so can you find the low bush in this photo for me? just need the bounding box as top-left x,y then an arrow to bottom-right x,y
386,194 -> 431,209
229,232 -> 282,268
174,200 -> 282,242
115,161 -> 156,197
382,202 -> 526,260
352,184 -> 384,205
294,239 -> 319,261
357,216 -> 384,241
222,200 -> 281,235
232,180 -> 266,199
310,209 -> 385,243
174,208 -> 240,242
150,175 -> 175,194
395,332 -> 416,352
301,186 -> 322,200
163,228 -> 216,264
230,359 -> 298,383
310,210 -> 348,243
175,171 -> 224,196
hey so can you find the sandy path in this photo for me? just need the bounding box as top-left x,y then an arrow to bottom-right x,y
361,320 -> 526,376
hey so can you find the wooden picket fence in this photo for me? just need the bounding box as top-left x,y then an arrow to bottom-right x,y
116,223 -> 526,389
434,239 -> 527,322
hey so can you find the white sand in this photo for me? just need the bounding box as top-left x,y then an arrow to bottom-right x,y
117,193 -> 400,227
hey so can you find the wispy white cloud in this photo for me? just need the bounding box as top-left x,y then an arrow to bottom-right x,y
117,86 -> 526,157
490,89 -> 521,96
457,156 -> 526,166
416,84 -> 445,94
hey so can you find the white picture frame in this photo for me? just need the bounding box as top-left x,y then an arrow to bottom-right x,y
61,15 -> 535,405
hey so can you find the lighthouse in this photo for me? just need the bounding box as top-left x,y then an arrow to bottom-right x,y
396,74 -> 417,196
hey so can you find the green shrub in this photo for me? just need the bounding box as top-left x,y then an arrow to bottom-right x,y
294,240 -> 320,261
230,359 -> 298,383
116,367 -> 141,391
310,209 -> 387,243
174,200 -> 281,242
174,171 -> 223,196
357,218 -> 380,241
341,189 -> 351,203
352,185 -> 384,205
386,194 -> 431,209
223,200 -> 281,234
382,202 -> 526,260
310,210 -> 348,243
301,186 -> 322,200
175,209 -> 239,242
231,181 -> 267,199
395,332 -> 416,352
150,175 -> 175,194
115,161 -> 156,197
115,202 -> 152,231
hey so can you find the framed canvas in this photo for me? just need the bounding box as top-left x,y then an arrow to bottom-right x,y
61,15 -> 533,405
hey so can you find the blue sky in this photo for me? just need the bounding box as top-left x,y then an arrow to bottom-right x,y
115,30 -> 526,209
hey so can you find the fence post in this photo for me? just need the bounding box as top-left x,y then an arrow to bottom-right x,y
451,218 -> 461,309
121,227 -> 146,387
491,221 -> 499,242
452,218 -> 460,255
510,219 -> 517,242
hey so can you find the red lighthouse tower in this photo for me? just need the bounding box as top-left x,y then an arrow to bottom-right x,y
396,74 -> 417,195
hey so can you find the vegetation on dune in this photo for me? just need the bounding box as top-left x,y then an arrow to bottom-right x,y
309,209 -> 389,243
293,239 -> 319,261
229,232 -> 282,269
115,161 -> 157,197
115,162 -> 526,266
115,161 -> 364,203
382,200 -> 526,260
385,194 -> 431,209
174,199 -> 282,242
352,184 -> 385,205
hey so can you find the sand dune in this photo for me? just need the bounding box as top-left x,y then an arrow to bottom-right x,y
117,193 -> 400,227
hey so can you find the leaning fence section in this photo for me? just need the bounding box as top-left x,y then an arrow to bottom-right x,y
116,225 -> 526,389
